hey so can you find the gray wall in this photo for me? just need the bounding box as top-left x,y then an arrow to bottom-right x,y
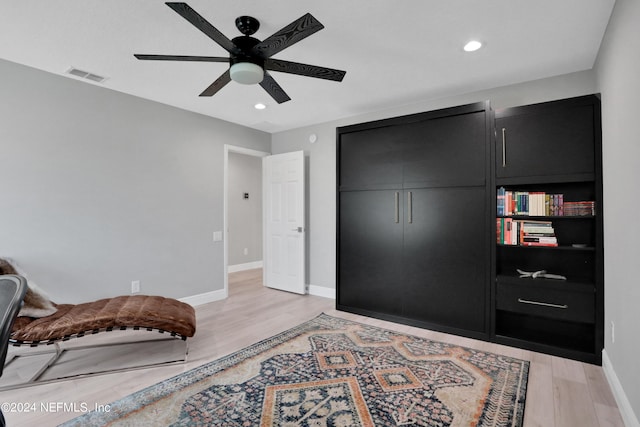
0,58 -> 270,303
594,0 -> 640,419
228,152 -> 262,266
271,70 -> 598,293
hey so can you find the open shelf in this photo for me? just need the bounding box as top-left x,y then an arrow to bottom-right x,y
497,244 -> 595,251
496,274 -> 595,289
497,215 -> 595,220
495,311 -> 597,361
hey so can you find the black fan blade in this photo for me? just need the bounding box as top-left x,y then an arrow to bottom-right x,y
259,72 -> 291,104
252,13 -> 324,58
265,59 -> 345,82
134,54 -> 229,63
199,69 -> 231,96
166,2 -> 236,54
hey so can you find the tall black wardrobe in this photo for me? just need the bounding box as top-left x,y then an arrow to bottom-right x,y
337,102 -> 493,340
336,95 -> 604,364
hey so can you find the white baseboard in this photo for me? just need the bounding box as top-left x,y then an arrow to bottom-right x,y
179,288 -> 227,307
602,349 -> 640,427
308,284 -> 335,299
181,279 -> 333,305
228,261 -> 263,273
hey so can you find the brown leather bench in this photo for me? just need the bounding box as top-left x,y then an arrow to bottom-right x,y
11,295 -> 196,346
0,259 -> 197,389
2,294 -> 196,390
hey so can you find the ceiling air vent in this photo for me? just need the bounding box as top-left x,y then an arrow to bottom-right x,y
66,67 -> 107,83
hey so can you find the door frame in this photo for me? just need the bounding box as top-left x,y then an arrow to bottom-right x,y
223,144 -> 270,297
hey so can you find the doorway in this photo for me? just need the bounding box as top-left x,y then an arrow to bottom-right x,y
223,145 -> 269,297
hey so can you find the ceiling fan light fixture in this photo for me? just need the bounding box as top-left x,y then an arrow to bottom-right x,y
230,62 -> 264,85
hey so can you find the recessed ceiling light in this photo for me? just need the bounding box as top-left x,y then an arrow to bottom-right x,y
463,40 -> 482,52
254,103 -> 266,110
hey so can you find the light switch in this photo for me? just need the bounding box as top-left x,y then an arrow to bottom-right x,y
213,231 -> 223,242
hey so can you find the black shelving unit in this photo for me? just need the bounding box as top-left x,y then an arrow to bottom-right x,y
492,94 -> 603,364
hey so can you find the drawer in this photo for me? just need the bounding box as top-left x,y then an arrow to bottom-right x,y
496,279 -> 595,323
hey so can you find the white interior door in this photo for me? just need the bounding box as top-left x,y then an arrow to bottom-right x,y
263,151 -> 306,294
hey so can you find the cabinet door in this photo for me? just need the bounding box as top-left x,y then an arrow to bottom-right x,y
403,111 -> 487,187
496,104 -> 595,179
339,126 -> 405,189
338,190 -> 404,317
402,187 -> 487,333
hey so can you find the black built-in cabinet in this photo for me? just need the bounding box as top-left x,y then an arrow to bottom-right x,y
493,94 -> 603,364
337,94 -> 604,364
495,102 -> 596,179
337,102 -> 492,339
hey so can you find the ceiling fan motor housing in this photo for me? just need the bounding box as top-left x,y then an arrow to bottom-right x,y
230,36 -> 264,67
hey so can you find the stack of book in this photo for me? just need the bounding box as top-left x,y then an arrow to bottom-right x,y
563,201 -> 596,216
497,219 -> 558,247
497,187 -> 565,216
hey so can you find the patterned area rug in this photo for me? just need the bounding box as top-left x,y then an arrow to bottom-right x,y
62,313 -> 529,426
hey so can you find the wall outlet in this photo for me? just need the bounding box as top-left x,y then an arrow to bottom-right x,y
131,280 -> 140,294
243,248 -> 249,255
611,321 -> 615,343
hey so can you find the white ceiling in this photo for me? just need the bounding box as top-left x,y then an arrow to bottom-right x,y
0,1 -> 615,133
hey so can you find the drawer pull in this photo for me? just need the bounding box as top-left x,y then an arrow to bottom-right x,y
517,298 -> 568,309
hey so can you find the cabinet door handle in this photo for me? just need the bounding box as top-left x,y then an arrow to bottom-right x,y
501,127 -> 507,167
517,298 -> 568,309
394,192 -> 400,223
407,191 -> 413,224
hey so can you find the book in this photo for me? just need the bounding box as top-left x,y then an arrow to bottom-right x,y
522,236 -> 558,244
497,187 -> 505,216
520,241 -> 560,247
520,220 -> 554,228
496,218 -> 558,246
563,201 -> 595,216
496,189 -> 566,217
545,194 -> 551,216
558,194 -> 564,216
505,218 -> 512,245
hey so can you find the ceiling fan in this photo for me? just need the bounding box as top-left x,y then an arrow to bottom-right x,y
134,2 -> 346,104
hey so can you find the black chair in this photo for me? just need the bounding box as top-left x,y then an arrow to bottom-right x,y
0,275 -> 28,427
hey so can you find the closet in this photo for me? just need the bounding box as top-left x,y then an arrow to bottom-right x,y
337,102 -> 492,338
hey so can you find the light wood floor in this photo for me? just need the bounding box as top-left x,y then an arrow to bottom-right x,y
0,269 -> 624,426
